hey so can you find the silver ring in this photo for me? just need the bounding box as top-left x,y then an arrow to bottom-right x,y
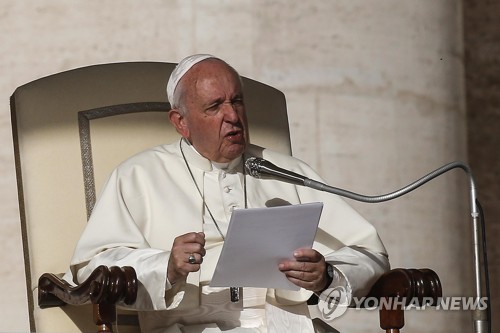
188,254 -> 196,264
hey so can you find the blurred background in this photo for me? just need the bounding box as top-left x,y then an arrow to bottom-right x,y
0,1 -> 498,332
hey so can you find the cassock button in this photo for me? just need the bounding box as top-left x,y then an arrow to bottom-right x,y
224,186 -> 231,193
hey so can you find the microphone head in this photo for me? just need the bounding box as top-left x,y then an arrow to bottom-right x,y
245,156 -> 307,185
245,156 -> 264,178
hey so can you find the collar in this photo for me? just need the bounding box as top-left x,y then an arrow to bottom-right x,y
180,138 -> 243,172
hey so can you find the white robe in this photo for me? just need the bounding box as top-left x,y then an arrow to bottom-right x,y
64,139 -> 389,332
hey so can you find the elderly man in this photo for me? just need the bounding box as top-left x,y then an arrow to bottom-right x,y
64,54 -> 389,333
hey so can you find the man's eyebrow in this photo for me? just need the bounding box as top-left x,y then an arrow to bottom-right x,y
228,91 -> 244,101
204,97 -> 224,108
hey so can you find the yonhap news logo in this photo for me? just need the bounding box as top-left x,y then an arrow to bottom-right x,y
318,287 -> 488,321
318,286 -> 351,320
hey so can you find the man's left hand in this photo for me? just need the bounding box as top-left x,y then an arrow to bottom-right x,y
278,248 -> 328,293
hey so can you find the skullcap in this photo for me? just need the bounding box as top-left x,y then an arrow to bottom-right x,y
166,54 -> 216,103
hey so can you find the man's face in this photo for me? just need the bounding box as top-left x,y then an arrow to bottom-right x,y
170,60 -> 249,163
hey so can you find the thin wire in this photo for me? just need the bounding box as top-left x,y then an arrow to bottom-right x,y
180,139 -> 226,240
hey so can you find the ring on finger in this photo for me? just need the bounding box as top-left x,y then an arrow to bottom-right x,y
188,253 -> 196,264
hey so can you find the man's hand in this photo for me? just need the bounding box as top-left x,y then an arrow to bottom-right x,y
278,248 -> 328,293
167,232 -> 206,285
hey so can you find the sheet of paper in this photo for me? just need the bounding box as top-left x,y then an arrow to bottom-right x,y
210,202 -> 323,290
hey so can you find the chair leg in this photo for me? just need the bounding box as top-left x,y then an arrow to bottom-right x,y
93,303 -> 116,333
379,307 -> 404,333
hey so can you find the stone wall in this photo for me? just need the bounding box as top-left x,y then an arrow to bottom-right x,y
0,1 -> 475,332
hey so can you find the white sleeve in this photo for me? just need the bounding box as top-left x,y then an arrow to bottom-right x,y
65,247 -> 171,310
62,167 -> 185,311
321,246 -> 390,301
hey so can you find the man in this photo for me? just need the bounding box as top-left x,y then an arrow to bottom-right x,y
64,54 -> 389,332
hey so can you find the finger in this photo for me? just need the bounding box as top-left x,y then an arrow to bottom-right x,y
186,252 -> 204,264
285,275 -> 322,291
281,261 -> 323,279
167,253 -> 201,284
279,260 -> 326,286
293,248 -> 323,262
283,269 -> 320,283
193,232 -> 206,246
171,240 -> 206,258
282,267 -> 326,292
171,246 -> 204,266
279,260 -> 318,273
168,232 -> 207,285
174,232 -> 206,246
181,243 -> 207,257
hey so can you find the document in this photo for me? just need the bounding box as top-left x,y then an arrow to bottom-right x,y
210,202 -> 323,290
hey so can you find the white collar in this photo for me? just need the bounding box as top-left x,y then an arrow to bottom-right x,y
180,138 -> 242,172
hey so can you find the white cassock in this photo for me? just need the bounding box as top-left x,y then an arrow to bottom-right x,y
64,138 -> 390,333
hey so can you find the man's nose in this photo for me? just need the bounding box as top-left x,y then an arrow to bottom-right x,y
221,102 -> 240,122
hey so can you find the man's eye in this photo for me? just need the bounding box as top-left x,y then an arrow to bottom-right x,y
232,98 -> 244,107
206,103 -> 221,112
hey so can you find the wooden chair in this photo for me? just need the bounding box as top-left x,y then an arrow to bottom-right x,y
367,268 -> 442,332
11,62 -> 441,332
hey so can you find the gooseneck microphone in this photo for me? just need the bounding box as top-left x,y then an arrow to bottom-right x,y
245,156 -> 476,204
245,156 -> 489,333
244,156 -> 307,185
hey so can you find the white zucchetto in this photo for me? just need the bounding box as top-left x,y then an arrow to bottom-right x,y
166,54 -> 216,103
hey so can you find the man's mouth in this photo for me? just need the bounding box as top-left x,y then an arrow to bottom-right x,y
225,129 -> 244,142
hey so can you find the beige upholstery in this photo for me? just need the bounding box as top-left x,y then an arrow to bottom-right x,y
11,62 -> 290,332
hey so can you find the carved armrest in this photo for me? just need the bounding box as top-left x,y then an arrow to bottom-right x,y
38,265 -> 137,308
366,268 -> 442,332
38,266 -> 138,333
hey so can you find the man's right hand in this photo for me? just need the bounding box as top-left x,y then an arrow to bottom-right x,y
167,232 -> 206,285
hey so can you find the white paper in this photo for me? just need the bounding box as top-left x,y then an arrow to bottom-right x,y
210,202 -> 323,290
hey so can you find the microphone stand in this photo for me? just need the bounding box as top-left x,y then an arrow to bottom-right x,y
305,161 -> 488,333
245,158 -> 489,333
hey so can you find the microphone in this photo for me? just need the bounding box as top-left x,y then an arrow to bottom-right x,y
244,156 -> 306,185
244,157 -> 381,200
245,156 -> 489,333
246,156 -> 477,204
245,156 -> 406,202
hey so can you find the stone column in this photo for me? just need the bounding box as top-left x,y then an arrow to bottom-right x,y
464,1 -> 500,332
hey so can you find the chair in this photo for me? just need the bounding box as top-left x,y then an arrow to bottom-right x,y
11,62 -> 441,332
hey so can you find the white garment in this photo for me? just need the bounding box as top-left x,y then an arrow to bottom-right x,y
64,139 -> 390,332
163,152 -> 266,331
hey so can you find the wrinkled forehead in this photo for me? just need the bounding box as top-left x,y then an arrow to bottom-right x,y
181,59 -> 243,96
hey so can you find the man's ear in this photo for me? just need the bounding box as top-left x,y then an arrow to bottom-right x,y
169,109 -> 190,138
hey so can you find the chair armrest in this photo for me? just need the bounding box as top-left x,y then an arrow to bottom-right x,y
367,268 -> 442,306
366,268 -> 442,332
308,268 -> 442,332
38,265 -> 137,308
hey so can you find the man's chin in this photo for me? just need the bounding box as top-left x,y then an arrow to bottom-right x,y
221,142 -> 246,161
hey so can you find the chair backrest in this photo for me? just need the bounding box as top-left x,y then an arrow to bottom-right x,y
11,62 -> 291,332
